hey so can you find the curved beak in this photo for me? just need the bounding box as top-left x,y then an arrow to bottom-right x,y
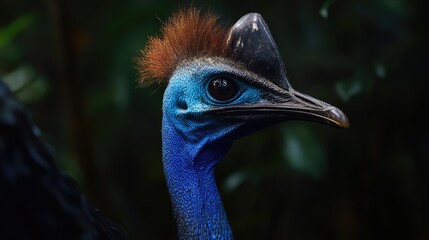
211,88 -> 350,129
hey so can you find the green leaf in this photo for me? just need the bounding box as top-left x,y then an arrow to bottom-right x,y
335,78 -> 362,102
2,64 -> 49,103
319,0 -> 337,19
2,64 -> 35,92
374,63 -> 386,79
223,170 -> 248,193
0,13 -> 37,48
282,125 -> 327,179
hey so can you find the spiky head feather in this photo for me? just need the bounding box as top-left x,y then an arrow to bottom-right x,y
136,8 -> 230,86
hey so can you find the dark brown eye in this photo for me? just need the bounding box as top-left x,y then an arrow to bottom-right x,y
208,78 -> 238,102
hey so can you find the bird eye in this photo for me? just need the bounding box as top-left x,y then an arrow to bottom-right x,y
208,78 -> 238,102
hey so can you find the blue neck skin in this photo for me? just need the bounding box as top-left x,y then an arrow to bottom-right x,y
160,59 -> 263,239
162,115 -> 233,240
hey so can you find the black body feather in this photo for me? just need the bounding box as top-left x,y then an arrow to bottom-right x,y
0,80 -> 127,240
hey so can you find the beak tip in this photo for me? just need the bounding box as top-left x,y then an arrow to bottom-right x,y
330,107 -> 350,129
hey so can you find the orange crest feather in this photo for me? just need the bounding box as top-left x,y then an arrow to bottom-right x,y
136,8 -> 229,86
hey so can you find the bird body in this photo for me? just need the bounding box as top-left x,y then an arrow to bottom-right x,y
0,80 -> 127,240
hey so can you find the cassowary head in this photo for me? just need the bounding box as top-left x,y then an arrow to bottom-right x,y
137,8 -> 348,152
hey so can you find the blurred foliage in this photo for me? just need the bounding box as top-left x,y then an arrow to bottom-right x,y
0,13 -> 36,48
1,0 -> 428,239
282,124 -> 327,179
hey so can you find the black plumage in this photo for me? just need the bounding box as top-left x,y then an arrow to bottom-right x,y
0,80 -> 127,240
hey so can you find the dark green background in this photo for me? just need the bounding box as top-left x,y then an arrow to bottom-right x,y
1,0 -> 428,239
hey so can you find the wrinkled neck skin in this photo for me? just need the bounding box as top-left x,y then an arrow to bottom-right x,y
162,115 -> 233,240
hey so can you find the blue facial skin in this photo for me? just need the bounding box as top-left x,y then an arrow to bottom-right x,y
162,58 -> 263,240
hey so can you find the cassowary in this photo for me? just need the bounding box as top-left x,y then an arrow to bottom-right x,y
136,8 -> 349,239
0,8 -> 348,240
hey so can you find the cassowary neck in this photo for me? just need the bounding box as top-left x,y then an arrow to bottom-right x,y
162,115 -> 233,239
